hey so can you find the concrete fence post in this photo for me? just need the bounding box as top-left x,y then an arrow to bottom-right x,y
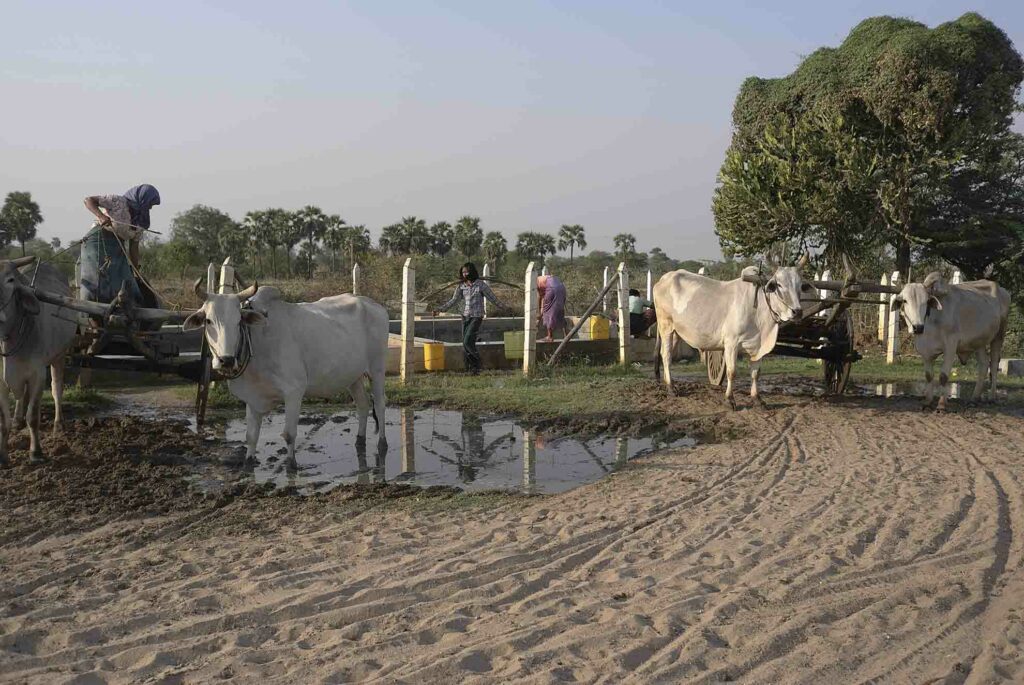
523,261 -> 538,376
207,263 -> 218,295
646,270 -> 653,302
602,266 -> 610,313
951,269 -> 962,285
399,407 -> 415,475
617,262 -> 631,365
522,428 -> 537,494
541,264 -> 549,277
352,263 -> 360,295
887,271 -> 901,365
482,262 -> 491,317
878,273 -> 889,342
697,267 -> 707,276
218,257 -> 235,295
400,258 -> 415,384
74,258 -> 81,292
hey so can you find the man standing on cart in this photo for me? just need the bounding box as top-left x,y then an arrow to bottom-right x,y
81,184 -> 160,304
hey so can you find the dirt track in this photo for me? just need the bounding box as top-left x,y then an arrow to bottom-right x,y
2,386 -> 1024,683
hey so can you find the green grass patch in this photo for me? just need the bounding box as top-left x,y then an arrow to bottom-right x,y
40,385 -> 113,409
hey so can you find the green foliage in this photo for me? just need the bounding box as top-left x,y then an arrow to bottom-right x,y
482,231 -> 508,268
453,216 -> 484,257
170,204 -> 240,264
557,224 -> 587,263
714,12 -> 1024,290
515,231 -> 557,263
1,191 -> 43,255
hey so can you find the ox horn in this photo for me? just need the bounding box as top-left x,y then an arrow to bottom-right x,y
237,281 -> 259,300
193,277 -> 208,301
10,256 -> 37,270
795,251 -> 810,270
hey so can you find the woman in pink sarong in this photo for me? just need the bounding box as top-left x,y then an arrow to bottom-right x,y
536,274 -> 568,342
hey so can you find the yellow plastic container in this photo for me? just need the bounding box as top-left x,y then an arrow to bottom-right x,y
589,316 -> 610,340
423,343 -> 446,371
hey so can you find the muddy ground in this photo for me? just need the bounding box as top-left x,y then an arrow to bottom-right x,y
1,381 -> 1024,683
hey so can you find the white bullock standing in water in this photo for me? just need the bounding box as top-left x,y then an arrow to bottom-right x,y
184,282 -> 390,468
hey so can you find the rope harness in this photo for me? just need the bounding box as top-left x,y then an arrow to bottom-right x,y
203,313 -> 255,381
759,281 -> 800,325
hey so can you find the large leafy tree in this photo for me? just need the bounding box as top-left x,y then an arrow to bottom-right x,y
515,231 -> 557,263
557,224 -> 587,263
453,216 -> 484,257
1,191 -> 43,256
170,204 -> 238,264
713,12 -> 1024,286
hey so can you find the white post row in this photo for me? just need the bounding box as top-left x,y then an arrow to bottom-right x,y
602,266 -> 610,313
482,262 -> 492,317
523,261 -> 538,376
887,270 -> 901,364
218,257 -> 235,295
400,258 -> 415,384
646,269 -> 653,302
352,263 -> 361,295
617,262 -> 630,366
878,273 -> 889,342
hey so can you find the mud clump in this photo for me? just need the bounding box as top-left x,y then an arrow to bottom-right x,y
0,416 -> 211,545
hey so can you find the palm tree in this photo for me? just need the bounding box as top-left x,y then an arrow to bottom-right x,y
379,223 -> 405,255
453,216 -> 483,256
429,221 -> 454,257
515,232 -> 557,264
292,206 -> 330,277
557,224 -> 587,263
265,208 -> 293,277
322,215 -> 347,272
613,233 -> 637,260
482,231 -> 508,270
1,191 -> 43,256
400,216 -> 431,254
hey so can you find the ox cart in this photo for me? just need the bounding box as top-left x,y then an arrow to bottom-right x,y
699,273 -> 902,395
30,282 -> 218,425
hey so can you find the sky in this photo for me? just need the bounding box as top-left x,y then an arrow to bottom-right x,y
1,1 -> 1022,261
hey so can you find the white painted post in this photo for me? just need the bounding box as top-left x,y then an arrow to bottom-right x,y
352,263 -> 360,295
522,428 -> 536,493
602,266 -> 610,313
482,263 -> 491,317
617,262 -> 630,366
887,271 -> 901,365
523,261 -> 538,376
541,264 -> 549,277
74,258 -> 81,292
697,267 -> 707,276
400,407 -> 415,474
218,257 -> 235,295
878,273 -> 889,342
400,258 -> 415,384
207,263 -> 218,295
615,436 -> 628,468
646,269 -> 653,302
951,270 -> 962,285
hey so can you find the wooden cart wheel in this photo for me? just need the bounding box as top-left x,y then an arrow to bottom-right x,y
195,336 -> 213,427
702,349 -> 726,387
823,312 -> 854,395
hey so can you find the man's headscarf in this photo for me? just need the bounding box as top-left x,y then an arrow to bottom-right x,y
122,184 -> 161,230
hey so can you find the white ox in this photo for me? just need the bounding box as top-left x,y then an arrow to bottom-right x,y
893,272 -> 1010,410
0,257 -> 77,465
653,258 -> 811,408
184,282 -> 390,467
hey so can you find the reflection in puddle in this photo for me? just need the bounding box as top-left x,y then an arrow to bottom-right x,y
207,407 -> 693,494
863,382 -> 1011,400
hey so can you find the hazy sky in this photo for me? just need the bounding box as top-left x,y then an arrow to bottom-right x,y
2,1 -> 1021,260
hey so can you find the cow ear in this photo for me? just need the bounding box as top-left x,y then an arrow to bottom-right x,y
928,296 -> 942,311
17,288 -> 40,315
183,310 -> 206,331
241,309 -> 266,327
891,297 -> 903,310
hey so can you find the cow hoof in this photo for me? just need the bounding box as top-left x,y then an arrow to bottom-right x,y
355,435 -> 367,448
29,453 -> 46,465
725,398 -> 738,411
13,421 -> 25,432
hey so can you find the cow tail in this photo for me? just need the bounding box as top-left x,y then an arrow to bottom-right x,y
363,372 -> 381,435
653,324 -> 662,381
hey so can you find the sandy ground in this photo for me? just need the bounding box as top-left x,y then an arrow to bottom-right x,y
2,383 -> 1024,684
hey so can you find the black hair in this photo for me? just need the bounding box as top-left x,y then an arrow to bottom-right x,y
629,288 -> 640,297
460,262 -> 480,282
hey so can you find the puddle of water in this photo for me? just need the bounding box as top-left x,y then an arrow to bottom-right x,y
858,382 -> 1012,400
199,407 -> 693,495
